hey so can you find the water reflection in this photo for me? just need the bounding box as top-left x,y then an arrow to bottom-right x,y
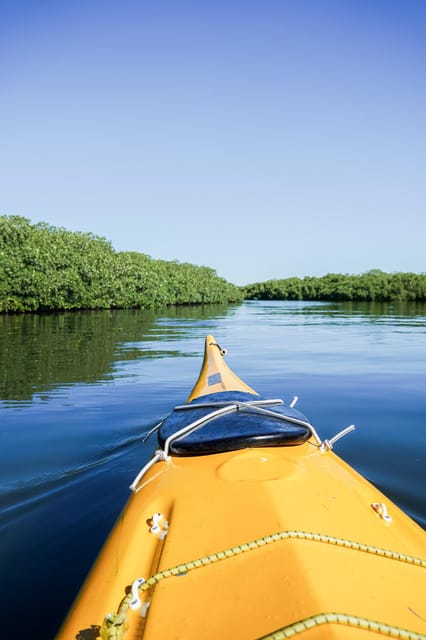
0,305 -> 235,404
248,300 -> 426,325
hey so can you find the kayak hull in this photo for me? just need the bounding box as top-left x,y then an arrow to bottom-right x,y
56,337 -> 426,639
57,445 -> 426,639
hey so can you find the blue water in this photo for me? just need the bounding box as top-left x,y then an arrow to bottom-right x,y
0,301 -> 425,638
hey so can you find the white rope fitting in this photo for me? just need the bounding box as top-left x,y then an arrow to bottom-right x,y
149,513 -> 164,534
129,577 -> 146,610
129,449 -> 169,493
290,396 -> 299,408
372,502 -> 392,523
147,512 -> 169,540
320,425 -> 355,451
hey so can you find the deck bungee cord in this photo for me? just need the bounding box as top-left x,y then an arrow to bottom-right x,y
99,529 -> 426,640
258,613 -> 426,640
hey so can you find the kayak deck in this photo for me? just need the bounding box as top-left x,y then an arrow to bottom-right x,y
56,336 -> 426,640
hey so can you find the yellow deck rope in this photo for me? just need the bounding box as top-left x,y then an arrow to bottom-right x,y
258,612 -> 426,639
100,529 -> 426,640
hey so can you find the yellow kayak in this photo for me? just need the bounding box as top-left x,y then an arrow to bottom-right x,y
56,336 -> 426,640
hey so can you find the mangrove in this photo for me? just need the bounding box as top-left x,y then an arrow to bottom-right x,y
242,271 -> 426,302
1,215 -> 425,312
0,215 -> 243,312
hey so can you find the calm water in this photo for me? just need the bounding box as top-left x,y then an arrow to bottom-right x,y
1,301 -> 425,638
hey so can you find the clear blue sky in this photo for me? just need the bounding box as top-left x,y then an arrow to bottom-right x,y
1,0 -> 425,285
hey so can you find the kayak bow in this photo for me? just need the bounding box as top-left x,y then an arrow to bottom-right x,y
56,335 -> 426,640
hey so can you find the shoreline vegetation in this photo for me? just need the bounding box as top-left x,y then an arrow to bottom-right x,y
242,271 -> 426,303
1,215 -> 425,313
0,216 -> 243,312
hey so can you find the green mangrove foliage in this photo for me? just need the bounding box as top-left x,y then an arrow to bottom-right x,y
0,215 -> 243,312
242,271 -> 426,302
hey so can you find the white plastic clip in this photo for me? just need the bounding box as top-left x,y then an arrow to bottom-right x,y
371,502 -> 392,523
290,396 -> 299,408
129,577 -> 146,610
129,449 -> 170,493
320,425 -> 355,451
149,512 -> 163,533
148,512 -> 169,539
